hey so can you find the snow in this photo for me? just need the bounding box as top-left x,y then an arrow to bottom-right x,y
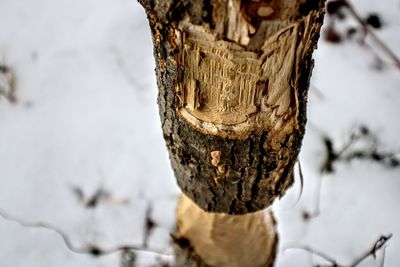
0,0 -> 399,266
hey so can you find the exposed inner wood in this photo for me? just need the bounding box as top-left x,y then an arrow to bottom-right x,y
176,194 -> 277,267
173,0 -> 323,140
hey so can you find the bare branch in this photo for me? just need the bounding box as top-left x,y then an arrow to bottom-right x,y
284,245 -> 341,267
0,207 -> 172,257
327,0 -> 400,70
285,234 -> 393,267
343,1 -> 400,70
320,125 -> 399,174
350,234 -> 393,267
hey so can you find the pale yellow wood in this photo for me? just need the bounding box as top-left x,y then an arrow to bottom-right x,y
171,1 -> 324,140
176,194 -> 277,267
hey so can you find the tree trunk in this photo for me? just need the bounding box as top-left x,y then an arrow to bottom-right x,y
138,0 -> 325,265
139,0 -> 325,214
174,194 -> 277,267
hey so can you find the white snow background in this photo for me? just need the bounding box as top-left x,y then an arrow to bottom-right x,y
0,0 -> 399,266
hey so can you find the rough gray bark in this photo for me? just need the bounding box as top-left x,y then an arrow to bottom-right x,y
139,0 -> 325,215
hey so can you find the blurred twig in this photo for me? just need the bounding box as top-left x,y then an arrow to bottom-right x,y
304,125 -> 399,221
320,125 -> 399,174
327,0 -> 400,71
70,185 -> 130,208
285,234 -> 392,267
343,0 -> 400,70
0,64 -> 17,103
0,207 -> 171,257
143,201 -> 156,248
351,235 -> 392,267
